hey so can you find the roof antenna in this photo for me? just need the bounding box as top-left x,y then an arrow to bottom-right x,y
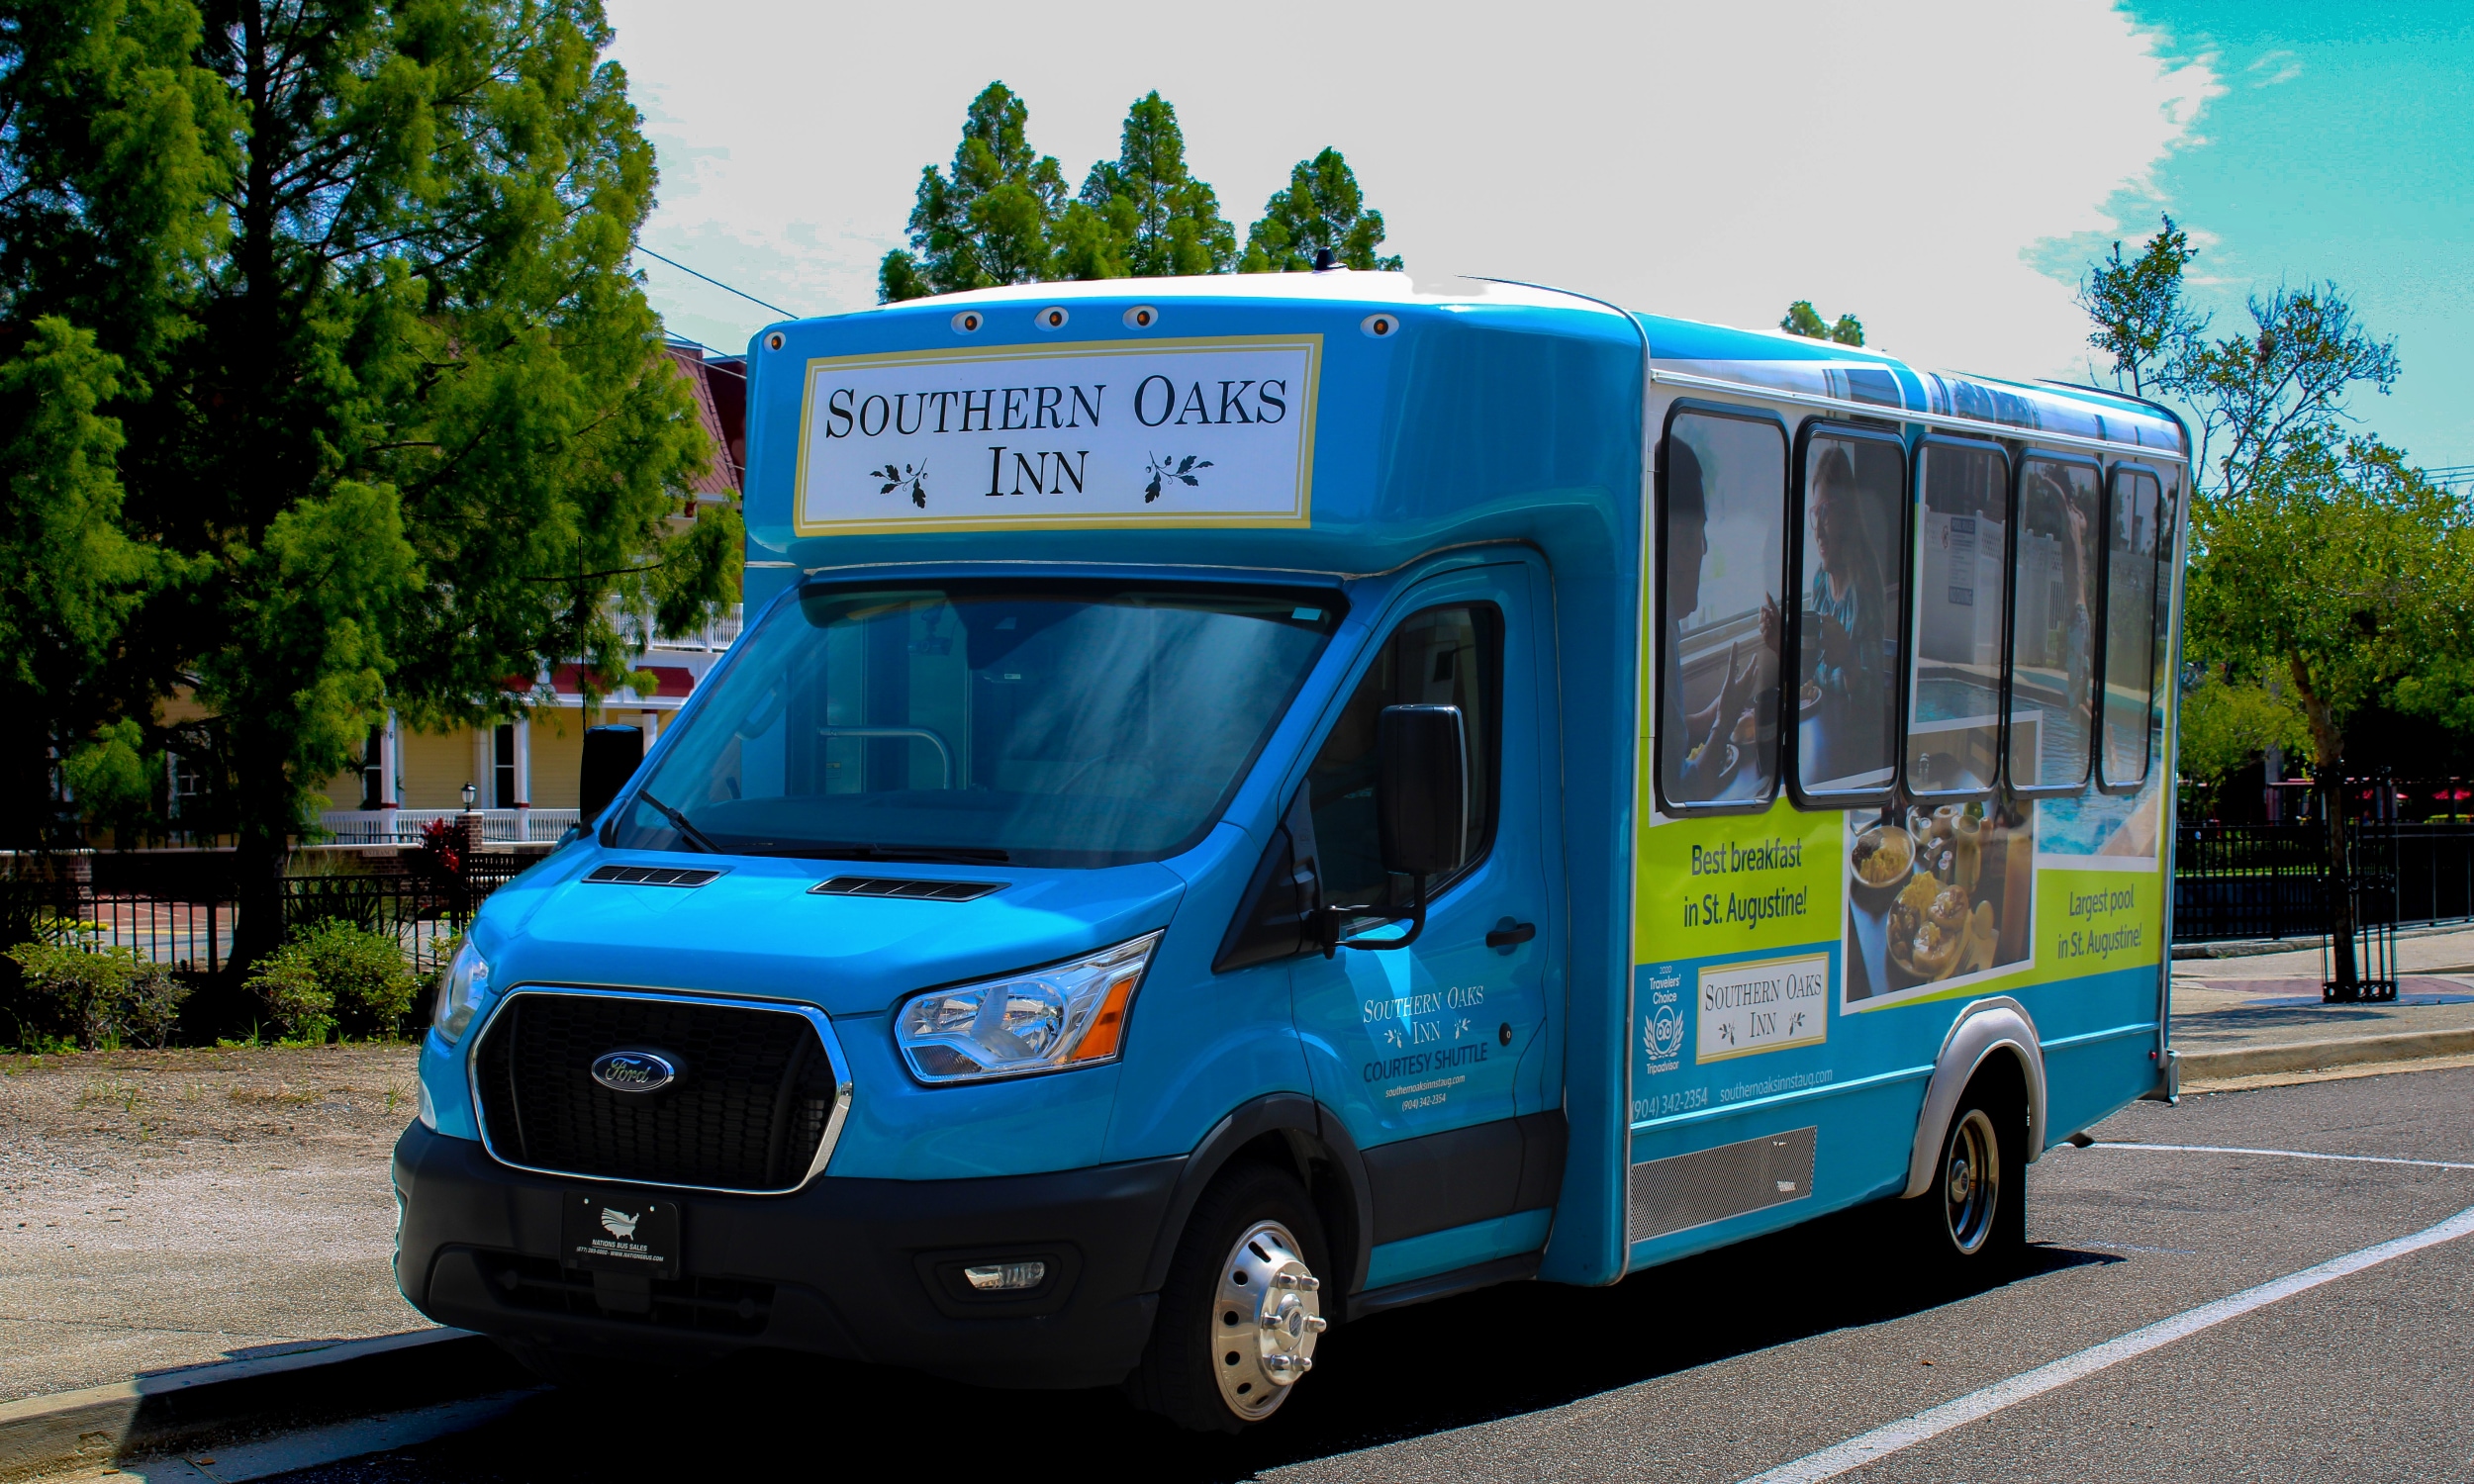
1311,248 -> 1340,273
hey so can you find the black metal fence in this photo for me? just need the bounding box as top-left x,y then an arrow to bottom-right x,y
0,855 -> 533,975
2172,822 -> 2474,944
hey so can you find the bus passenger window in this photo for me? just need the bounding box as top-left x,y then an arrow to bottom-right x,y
1905,440 -> 2010,799
1658,410 -> 1787,812
2101,466 -> 2166,788
1793,429 -> 1906,801
2007,457 -> 2103,795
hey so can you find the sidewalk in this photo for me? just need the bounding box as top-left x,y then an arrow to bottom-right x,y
2170,923 -> 2474,1084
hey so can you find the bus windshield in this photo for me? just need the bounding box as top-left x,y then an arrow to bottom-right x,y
610,581 -> 1342,868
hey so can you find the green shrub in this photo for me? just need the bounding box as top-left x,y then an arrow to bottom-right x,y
5,933 -> 191,1051
245,919 -> 421,1043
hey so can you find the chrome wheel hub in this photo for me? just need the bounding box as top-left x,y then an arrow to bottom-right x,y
1211,1219 -> 1324,1421
1943,1108 -> 2001,1255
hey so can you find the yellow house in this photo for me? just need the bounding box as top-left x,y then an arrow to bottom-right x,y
318,617 -> 737,844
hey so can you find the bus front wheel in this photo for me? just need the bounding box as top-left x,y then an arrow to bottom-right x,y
1128,1161 -> 1332,1433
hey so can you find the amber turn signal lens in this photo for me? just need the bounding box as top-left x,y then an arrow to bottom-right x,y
1068,973 -> 1141,1063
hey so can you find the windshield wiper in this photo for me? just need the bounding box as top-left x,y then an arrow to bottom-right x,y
749,842 -> 1010,865
635,789 -> 724,855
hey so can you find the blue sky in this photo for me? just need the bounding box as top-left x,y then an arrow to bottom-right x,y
2062,2 -> 2474,473
607,0 -> 2466,475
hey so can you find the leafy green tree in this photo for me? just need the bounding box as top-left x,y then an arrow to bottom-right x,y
2191,433 -> 2472,783
2174,669 -> 2307,815
1074,92 -> 1235,279
0,0 -> 232,846
1779,300 -> 1863,345
2179,286 -> 2400,505
2077,215 -> 2202,399
176,0 -> 734,958
879,82 -> 1070,300
1,1 -> 737,969
1239,148 -> 1401,273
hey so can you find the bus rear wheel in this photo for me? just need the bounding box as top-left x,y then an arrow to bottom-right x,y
1915,1083 -> 2026,1278
1129,1161 -> 1331,1433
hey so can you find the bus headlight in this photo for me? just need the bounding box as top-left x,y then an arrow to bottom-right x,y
895,932 -> 1161,1083
432,939 -> 491,1045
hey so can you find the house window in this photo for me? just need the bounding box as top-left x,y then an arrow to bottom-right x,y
361,726 -> 385,809
493,723 -> 518,808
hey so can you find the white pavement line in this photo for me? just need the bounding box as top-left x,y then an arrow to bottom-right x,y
1737,1203 -> 2474,1484
2091,1141 -> 2474,1171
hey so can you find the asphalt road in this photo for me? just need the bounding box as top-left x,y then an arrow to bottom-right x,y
270,1066 -> 2474,1484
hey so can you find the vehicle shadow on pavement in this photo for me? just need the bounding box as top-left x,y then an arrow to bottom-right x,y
299,1201 -> 2116,1484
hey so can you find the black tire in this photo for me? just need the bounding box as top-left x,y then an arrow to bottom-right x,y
1911,1080 -> 2028,1280
1127,1160 -> 1333,1434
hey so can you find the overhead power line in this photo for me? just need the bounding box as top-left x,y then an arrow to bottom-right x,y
634,245 -> 801,320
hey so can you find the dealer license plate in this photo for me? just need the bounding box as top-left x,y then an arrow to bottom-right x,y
560,1190 -> 681,1278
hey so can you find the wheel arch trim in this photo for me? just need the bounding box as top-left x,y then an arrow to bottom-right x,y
1900,995 -> 2046,1200
1140,1093 -> 1375,1298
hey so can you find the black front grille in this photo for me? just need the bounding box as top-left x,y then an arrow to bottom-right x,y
475,992 -> 839,1192
478,1252 -> 773,1335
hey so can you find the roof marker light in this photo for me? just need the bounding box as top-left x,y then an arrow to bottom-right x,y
1035,306 -> 1069,330
1361,313 -> 1397,339
952,310 -> 984,334
1123,305 -> 1159,329
764,331 -> 785,351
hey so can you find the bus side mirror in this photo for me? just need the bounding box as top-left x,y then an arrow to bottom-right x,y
579,725 -> 646,837
1377,704 -> 1468,879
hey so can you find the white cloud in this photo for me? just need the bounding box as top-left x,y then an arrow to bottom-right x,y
2246,49 -> 2305,87
609,0 -> 2220,380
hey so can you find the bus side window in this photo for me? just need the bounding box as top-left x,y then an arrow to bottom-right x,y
1904,439 -> 2011,800
2006,455 -> 2104,796
1657,408 -> 1788,813
1790,425 -> 1907,805
2100,465 -> 2167,790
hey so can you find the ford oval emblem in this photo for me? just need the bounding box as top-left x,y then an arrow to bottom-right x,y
591,1050 -> 676,1093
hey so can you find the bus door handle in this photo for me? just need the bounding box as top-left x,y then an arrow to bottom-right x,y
1486,918 -> 1537,952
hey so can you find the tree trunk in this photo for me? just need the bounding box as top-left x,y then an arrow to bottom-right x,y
226,731 -> 291,989
2289,655 -> 2354,990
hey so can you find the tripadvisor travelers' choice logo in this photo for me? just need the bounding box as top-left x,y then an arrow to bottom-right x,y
794,336 -> 1318,533
1641,963 -> 1685,1074
599,1207 -> 641,1240
590,1050 -> 676,1093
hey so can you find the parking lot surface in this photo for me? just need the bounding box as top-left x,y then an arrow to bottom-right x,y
249,1064 -> 2474,1484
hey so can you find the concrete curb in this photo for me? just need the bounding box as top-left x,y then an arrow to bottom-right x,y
2176,1027 -> 2474,1082
0,1329 -> 526,1482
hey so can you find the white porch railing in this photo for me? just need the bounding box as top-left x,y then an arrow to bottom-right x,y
319,808 -> 581,844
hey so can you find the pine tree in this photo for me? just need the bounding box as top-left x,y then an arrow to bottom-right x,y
1239,149 -> 1402,273
879,82 -> 1070,300
1073,92 -> 1235,279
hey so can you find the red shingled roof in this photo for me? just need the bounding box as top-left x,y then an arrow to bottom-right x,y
666,344 -> 744,498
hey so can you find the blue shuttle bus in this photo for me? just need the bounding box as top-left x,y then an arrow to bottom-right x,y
394,272 -> 2187,1432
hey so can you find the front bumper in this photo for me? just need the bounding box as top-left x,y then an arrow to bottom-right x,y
393,1122 -> 1178,1388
